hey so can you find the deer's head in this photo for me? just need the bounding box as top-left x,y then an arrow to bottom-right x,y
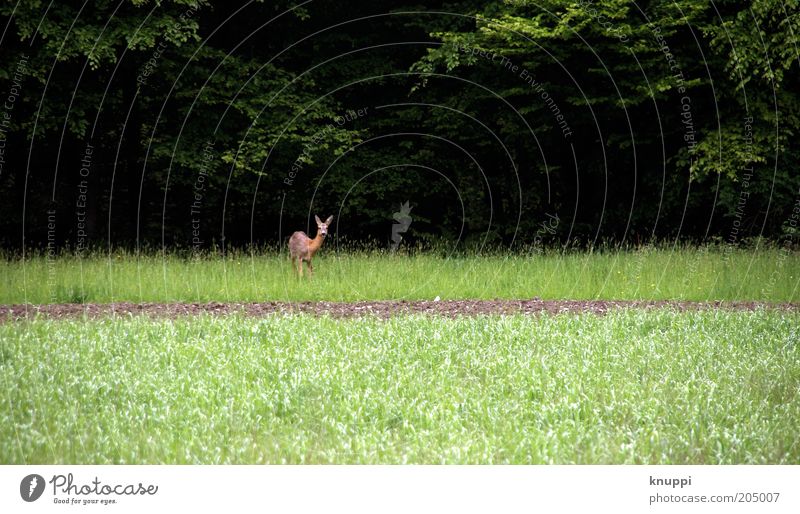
315,215 -> 334,238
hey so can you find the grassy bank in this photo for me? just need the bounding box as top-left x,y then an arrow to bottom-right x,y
1,309 -> 798,464
1,246 -> 798,304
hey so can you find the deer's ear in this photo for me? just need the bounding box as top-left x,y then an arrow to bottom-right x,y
315,215 -> 322,225
325,215 -> 334,225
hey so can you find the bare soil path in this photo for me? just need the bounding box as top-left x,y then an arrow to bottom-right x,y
1,299 -> 798,321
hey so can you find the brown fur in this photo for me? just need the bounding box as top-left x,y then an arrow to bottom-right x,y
288,215 -> 333,277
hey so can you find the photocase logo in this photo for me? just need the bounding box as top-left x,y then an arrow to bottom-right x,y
20,474 -> 45,502
391,201 -> 413,250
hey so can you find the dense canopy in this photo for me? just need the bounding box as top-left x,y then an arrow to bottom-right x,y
1,0 -> 798,251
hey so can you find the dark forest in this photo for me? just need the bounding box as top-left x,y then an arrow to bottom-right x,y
1,0 -> 798,251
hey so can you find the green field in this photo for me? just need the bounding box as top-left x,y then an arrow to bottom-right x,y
2,245 -> 798,304
2,309 -> 798,464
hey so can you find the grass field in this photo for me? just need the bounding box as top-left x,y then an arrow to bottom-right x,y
2,309 -> 798,464
2,245 -> 798,304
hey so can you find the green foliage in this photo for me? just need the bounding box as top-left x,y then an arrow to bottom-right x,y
2,310 -> 799,463
0,1 -> 798,248
411,0 -> 799,238
2,246 -> 797,303
0,1 -> 205,70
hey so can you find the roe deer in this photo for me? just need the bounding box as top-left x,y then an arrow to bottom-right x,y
288,215 -> 333,277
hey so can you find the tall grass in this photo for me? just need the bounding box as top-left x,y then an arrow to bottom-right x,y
2,245 -> 797,303
1,310 -> 798,464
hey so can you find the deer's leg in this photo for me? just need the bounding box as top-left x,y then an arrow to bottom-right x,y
307,259 -> 314,277
297,257 -> 304,277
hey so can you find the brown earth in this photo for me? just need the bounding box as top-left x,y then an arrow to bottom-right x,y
1,299 -> 798,321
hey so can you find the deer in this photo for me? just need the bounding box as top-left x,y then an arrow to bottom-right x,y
288,215 -> 333,277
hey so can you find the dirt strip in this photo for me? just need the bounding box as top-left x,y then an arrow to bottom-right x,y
1,299 -> 798,320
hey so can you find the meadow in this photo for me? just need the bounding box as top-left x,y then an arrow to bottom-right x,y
1,309 -> 798,464
1,245 -> 798,304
